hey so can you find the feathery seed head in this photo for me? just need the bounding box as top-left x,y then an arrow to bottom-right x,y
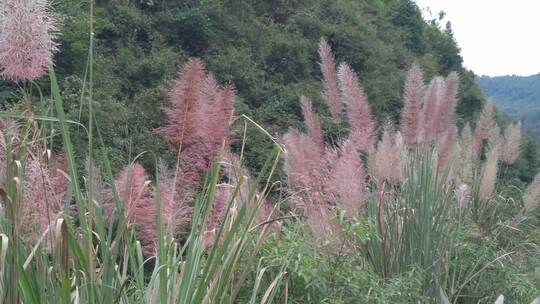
437,125 -> 457,173
420,76 -> 445,145
436,72 -> 459,134
0,0 -> 59,82
115,163 -> 150,209
156,164 -> 192,236
282,129 -> 327,191
201,82 -> 236,158
400,63 -> 424,145
326,139 -> 366,218
318,38 -> 342,118
338,62 -> 376,151
300,96 -> 325,151
114,163 -> 163,255
487,124 -> 502,152
372,124 -> 402,185
473,102 -> 495,155
478,143 -> 499,201
158,59 -> 206,147
20,152 -> 68,248
500,122 -> 521,164
157,59 -> 237,214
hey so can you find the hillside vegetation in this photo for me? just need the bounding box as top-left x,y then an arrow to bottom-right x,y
477,74 -> 540,139
4,0 -> 537,182
0,0 -> 540,303
3,0 -> 491,174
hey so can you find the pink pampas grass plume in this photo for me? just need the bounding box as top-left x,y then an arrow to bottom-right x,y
436,72 -> 459,134
156,164 -> 192,236
115,163 -> 150,210
0,0 -> 59,82
300,96 -> 325,151
175,143 -> 209,202
20,160 -> 51,244
326,139 -> 366,218
103,162 -> 192,255
394,131 -> 410,176
200,78 -> 235,158
437,125 -> 457,173
478,144 -> 499,201
420,76 -> 445,145
400,63 -> 424,145
114,163 -> 160,255
318,38 -> 342,118
500,122 -> 521,164
338,62 -> 376,151
473,102 -> 495,156
20,153 -> 68,247
282,129 -> 327,191
198,73 -> 220,151
157,58 -> 206,147
460,123 -> 473,154
158,59 -> 237,205
372,124 -> 402,185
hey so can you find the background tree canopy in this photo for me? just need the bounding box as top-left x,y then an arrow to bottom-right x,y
477,73 -> 540,140
1,0 -> 537,181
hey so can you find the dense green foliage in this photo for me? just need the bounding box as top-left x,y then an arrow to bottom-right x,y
477,74 -> 540,139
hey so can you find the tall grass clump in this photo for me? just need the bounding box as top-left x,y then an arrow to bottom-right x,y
281,40 -> 539,301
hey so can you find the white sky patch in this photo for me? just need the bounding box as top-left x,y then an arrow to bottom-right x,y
414,0 -> 540,76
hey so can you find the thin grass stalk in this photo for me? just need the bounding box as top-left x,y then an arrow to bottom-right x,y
84,1 -> 97,301
54,219 -> 70,304
5,141 -> 20,304
0,233 -> 8,301
151,155 -> 167,304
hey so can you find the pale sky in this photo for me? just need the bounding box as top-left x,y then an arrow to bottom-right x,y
414,0 -> 540,76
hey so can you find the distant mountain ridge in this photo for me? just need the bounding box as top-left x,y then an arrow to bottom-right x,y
476,73 -> 540,139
